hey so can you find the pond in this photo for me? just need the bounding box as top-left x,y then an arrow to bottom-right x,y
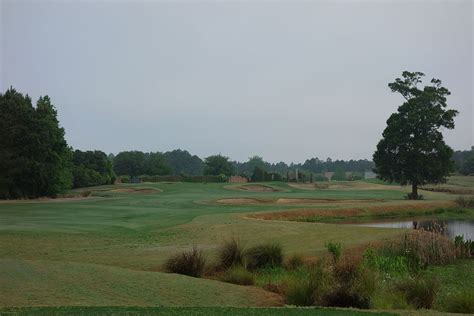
355,219 -> 474,240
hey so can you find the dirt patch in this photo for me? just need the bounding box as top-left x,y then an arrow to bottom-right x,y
248,200 -> 457,222
110,188 -> 161,194
216,197 -> 382,205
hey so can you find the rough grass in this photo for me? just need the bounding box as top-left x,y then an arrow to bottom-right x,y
221,266 -> 255,286
0,259 -> 281,307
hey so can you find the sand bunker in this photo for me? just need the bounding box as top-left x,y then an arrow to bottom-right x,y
288,183 -> 329,190
216,197 -> 381,205
110,188 -> 161,194
237,184 -> 280,192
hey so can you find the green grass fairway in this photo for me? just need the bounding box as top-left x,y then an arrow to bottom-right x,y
0,179 -> 471,311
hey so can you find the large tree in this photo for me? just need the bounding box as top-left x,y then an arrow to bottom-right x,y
72,150 -> 115,188
163,149 -> 203,175
373,72 -> 458,199
203,154 -> 234,176
0,88 -> 72,198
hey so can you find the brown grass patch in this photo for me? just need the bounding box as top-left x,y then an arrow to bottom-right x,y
248,201 -> 456,222
216,197 -> 382,205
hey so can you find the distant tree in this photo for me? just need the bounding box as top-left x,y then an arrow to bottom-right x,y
72,150 -> 115,188
144,152 -> 172,175
163,149 -> 203,175
203,155 -> 234,176
373,72 -> 458,199
113,151 -> 171,177
461,154 -> 474,175
331,168 -> 346,181
0,88 -> 72,198
113,151 -> 146,177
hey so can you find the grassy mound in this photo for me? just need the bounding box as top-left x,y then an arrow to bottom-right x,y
0,259 -> 281,307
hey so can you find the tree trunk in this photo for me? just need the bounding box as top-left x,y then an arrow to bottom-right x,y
411,183 -> 418,199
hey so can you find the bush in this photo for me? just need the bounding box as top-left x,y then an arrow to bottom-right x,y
454,235 -> 474,259
325,288 -> 370,309
284,262 -> 331,306
363,247 -> 409,275
443,292 -> 474,314
245,243 -> 283,270
217,238 -> 245,269
221,265 -> 255,285
81,190 -> 92,197
284,275 -> 316,306
395,276 -> 438,309
325,256 -> 376,309
325,241 -> 342,263
164,246 -> 206,277
285,254 -> 305,270
383,230 -> 456,269
120,175 -> 130,183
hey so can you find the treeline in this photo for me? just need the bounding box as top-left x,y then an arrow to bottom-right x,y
452,149 -> 474,175
2,87 -> 472,198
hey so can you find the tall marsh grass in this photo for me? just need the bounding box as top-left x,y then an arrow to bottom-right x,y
164,246 -> 206,277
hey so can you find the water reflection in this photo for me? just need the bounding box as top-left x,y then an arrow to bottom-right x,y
356,219 -> 474,240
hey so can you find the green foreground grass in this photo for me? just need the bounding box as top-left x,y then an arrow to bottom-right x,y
0,178 -> 472,312
0,306 -> 395,316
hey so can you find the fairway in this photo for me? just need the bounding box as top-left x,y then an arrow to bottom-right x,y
1,180 -> 470,310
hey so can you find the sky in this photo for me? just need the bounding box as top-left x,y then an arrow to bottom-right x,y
1,0 -> 473,163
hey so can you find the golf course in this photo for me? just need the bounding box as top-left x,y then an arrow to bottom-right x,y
1,177 -> 473,314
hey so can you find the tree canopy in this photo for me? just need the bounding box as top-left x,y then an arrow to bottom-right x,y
203,155 -> 234,176
373,72 -> 458,199
163,149 -> 203,176
0,88 -> 72,198
72,150 -> 115,188
113,151 -> 171,177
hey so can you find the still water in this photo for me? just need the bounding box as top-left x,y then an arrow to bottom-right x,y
356,219 -> 474,240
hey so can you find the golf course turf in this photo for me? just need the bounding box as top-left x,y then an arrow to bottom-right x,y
1,178 -> 472,314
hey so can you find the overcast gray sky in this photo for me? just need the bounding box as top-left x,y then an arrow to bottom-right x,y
1,0 -> 473,163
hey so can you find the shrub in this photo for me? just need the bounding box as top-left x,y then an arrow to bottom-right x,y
443,292 -> 474,314
284,262 -> 331,306
217,238 -> 245,269
285,254 -> 305,270
120,175 -> 130,183
364,247 -> 409,276
395,276 -> 438,309
81,190 -> 92,197
325,288 -> 371,309
221,266 -> 254,285
284,275 -> 316,306
245,243 -> 283,270
454,235 -> 473,259
383,230 -> 456,269
325,241 -> 342,263
325,256 -> 376,309
164,246 -> 206,277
